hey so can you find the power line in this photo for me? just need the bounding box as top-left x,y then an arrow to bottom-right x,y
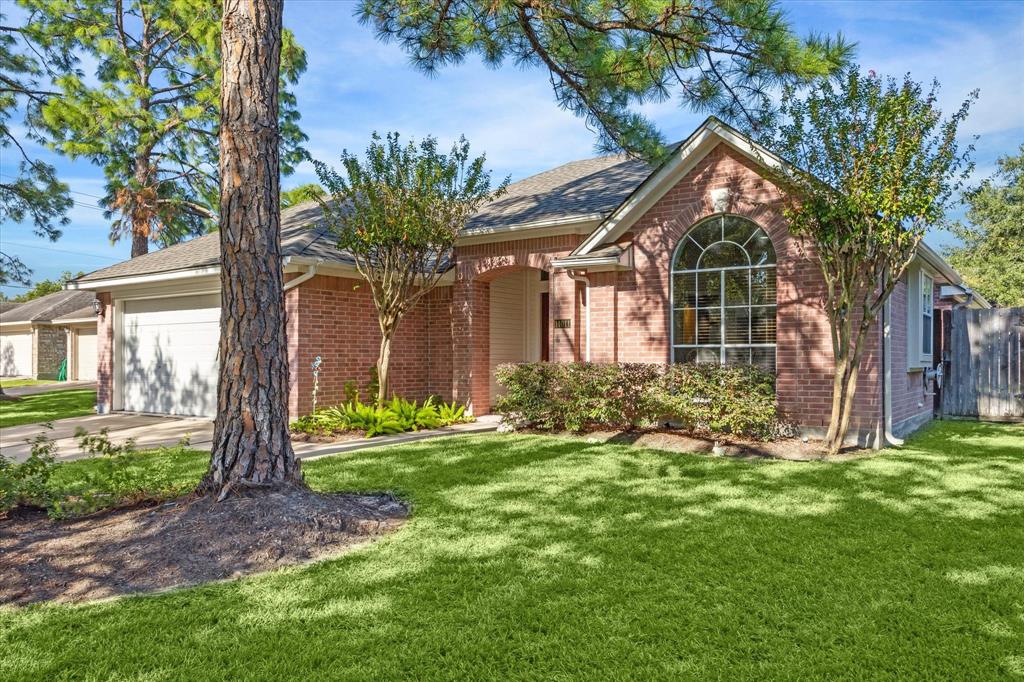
0,241 -> 121,261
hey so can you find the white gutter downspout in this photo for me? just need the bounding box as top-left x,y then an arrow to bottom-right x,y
882,296 -> 903,447
282,258 -> 322,291
566,270 -> 591,362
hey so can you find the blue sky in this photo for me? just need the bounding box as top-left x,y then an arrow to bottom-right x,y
2,0 -> 1022,298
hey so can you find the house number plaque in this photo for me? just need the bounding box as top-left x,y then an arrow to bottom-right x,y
554,319 -> 572,329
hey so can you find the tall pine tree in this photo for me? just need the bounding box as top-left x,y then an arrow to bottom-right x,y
20,0 -> 309,256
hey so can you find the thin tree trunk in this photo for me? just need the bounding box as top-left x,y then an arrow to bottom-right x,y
377,330 -> 393,405
825,352 -> 848,445
199,0 -> 300,498
826,322 -> 872,455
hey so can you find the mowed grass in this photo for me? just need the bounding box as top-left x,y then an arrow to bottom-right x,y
2,421 -> 1023,680
0,389 -> 96,428
0,378 -> 58,388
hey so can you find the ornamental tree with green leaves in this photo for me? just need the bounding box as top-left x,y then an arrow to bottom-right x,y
359,0 -> 853,159
315,133 -> 508,403
18,0 -> 309,257
759,69 -> 975,454
0,13 -> 72,286
1,270 -> 84,302
280,182 -> 325,208
945,146 -> 1024,307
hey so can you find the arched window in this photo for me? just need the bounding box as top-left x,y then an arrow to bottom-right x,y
671,215 -> 777,372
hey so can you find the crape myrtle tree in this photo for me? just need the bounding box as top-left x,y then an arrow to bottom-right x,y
945,146 -> 1024,307
759,69 -> 975,454
0,13 -> 72,286
19,0 -> 309,257
198,0 -> 301,498
358,0 -> 853,158
315,133 -> 508,404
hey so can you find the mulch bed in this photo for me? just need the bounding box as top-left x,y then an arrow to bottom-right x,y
0,487 -> 409,606
545,428 -> 870,461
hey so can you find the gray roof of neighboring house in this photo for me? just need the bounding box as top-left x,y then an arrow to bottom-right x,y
0,290 -> 96,324
73,152 -> 655,284
52,305 -> 98,323
76,201 -> 355,283
466,154 -> 652,231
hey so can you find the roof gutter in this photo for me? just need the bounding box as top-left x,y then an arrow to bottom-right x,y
68,265 -> 221,291
283,258 -> 322,291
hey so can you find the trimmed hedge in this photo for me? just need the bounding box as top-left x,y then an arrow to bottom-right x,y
494,362 -> 778,440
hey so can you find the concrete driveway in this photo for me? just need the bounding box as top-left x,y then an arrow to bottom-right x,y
1,412 -> 501,463
0,413 -> 213,462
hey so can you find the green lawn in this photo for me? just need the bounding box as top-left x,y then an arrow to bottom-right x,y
0,378 -> 57,388
0,389 -> 96,428
2,421 -> 1023,679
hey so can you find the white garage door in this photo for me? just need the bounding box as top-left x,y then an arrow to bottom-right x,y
121,294 -> 219,417
0,331 -> 33,377
75,328 -> 98,381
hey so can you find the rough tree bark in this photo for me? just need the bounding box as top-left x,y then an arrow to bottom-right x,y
198,0 -> 301,498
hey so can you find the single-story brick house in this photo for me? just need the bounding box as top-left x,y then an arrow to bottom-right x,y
0,290 -> 98,381
69,118 -> 988,444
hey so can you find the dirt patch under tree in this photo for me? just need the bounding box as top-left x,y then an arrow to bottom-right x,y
0,487 -> 408,606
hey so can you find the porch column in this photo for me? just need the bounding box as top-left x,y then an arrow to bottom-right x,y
452,278 -> 490,414
96,292 -> 114,413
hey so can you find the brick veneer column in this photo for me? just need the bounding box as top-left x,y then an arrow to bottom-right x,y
96,292 -> 114,413
452,278 -> 490,414
587,271 -> 618,363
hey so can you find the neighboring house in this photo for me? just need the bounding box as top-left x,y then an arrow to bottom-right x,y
0,290 -> 97,380
69,118 -> 988,444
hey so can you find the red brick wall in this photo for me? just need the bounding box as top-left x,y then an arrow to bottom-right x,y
288,274 -> 452,416
452,234 -> 580,412
889,275 -> 939,433
597,144 -> 882,436
95,292 -> 114,413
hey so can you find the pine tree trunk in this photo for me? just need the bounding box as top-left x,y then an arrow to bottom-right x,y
130,156 -> 150,257
199,0 -> 300,498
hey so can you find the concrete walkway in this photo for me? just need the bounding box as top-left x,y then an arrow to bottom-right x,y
2,381 -> 96,397
0,413 -> 500,463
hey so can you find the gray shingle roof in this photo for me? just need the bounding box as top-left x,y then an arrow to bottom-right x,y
466,154 -> 652,231
74,152 -> 656,283
76,201 -> 356,283
51,305 -> 98,323
0,290 -> 96,324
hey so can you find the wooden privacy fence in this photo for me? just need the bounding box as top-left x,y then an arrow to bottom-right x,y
940,307 -> 1024,421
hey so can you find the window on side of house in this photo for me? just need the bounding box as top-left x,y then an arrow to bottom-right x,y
670,215 -> 777,372
920,270 -> 934,359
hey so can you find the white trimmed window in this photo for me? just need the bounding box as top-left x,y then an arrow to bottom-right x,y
670,215 -> 777,372
920,270 -> 934,358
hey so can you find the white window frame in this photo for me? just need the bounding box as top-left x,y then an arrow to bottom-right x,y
920,270 -> 934,362
669,214 -> 777,372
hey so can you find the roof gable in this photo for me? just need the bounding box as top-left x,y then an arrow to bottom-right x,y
571,117 -> 786,256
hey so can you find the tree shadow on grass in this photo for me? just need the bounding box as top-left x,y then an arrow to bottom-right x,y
2,422 -> 1023,679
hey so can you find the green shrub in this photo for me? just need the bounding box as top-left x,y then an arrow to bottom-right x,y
494,362 -> 561,429
495,362 -> 778,440
0,431 -> 57,512
436,400 -> 470,425
291,396 -> 472,439
658,363 -> 777,440
1,428 -> 200,519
